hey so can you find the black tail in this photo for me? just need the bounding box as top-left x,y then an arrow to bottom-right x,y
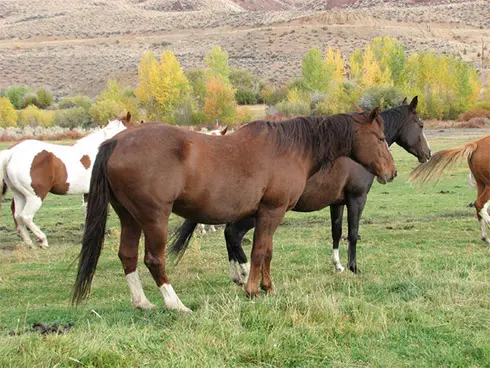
2,181 -> 7,196
167,220 -> 199,264
72,140 -> 117,305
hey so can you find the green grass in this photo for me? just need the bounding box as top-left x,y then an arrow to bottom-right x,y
0,134 -> 489,367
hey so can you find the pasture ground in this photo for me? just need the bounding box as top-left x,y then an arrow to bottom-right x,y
0,131 -> 489,367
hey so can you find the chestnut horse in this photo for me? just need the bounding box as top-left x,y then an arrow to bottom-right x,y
409,134 -> 490,244
169,97 -> 431,283
72,108 -> 397,312
0,113 -> 133,248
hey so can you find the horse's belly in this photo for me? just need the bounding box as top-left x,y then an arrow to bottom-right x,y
172,200 -> 258,224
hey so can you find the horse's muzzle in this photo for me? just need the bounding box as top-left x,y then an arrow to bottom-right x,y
377,170 -> 397,184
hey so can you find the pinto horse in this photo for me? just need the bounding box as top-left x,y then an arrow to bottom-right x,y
0,113 -> 133,248
409,134 -> 490,244
72,108 -> 397,312
169,97 -> 431,284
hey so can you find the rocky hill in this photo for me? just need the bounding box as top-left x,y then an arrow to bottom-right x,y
0,0 -> 487,98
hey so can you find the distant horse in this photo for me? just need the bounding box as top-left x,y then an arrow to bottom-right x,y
197,126 -> 228,235
0,113 -> 133,248
72,108 -> 397,312
409,134 -> 490,244
169,97 -> 430,284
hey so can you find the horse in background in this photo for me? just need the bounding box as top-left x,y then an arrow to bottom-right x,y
409,134 -> 490,244
0,112 -> 134,248
169,97 -> 430,283
72,109 -> 396,312
197,126 -> 229,235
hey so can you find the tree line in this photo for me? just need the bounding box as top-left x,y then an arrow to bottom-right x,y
1,37 -> 489,129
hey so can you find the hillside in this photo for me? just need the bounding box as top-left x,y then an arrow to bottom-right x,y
0,0 -> 488,98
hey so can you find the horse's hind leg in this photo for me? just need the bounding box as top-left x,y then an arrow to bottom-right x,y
10,193 -> 35,248
474,185 -> 490,244
245,206 -> 285,297
330,205 -> 345,272
224,216 -> 255,285
114,204 -> 155,310
19,194 -> 48,248
142,211 -> 191,313
346,194 -> 367,274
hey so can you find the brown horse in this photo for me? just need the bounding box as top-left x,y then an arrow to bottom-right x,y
409,134 -> 490,244
73,109 -> 396,312
169,97 -> 431,282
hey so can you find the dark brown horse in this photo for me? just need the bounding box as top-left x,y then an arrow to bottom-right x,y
73,109 -> 396,312
409,134 -> 490,244
169,97 -> 430,284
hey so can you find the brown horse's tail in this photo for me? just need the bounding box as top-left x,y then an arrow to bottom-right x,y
409,142 -> 477,186
72,140 -> 117,305
167,220 -> 199,264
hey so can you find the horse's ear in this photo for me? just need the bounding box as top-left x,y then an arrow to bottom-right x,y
221,126 -> 228,135
402,97 -> 408,105
353,103 -> 363,112
140,120 -> 145,124
369,106 -> 380,122
409,96 -> 418,111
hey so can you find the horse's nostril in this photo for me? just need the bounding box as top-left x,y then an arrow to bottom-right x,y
393,170 -> 398,179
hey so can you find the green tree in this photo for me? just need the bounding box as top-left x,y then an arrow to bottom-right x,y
6,85 -> 29,109
204,46 -> 231,83
36,88 -> 53,108
186,68 -> 207,107
0,97 -> 18,127
301,48 -> 329,93
90,99 -> 126,126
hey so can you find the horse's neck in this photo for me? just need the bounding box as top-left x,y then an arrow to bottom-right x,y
73,130 -> 106,153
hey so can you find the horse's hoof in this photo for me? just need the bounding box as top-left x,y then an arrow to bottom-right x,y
334,265 -> 345,273
135,301 -> 157,310
244,288 -> 259,298
349,266 -> 361,274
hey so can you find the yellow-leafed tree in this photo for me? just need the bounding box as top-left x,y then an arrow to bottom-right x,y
0,97 -> 18,127
203,76 -> 237,123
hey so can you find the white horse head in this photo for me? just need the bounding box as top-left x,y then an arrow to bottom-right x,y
74,112 -> 132,150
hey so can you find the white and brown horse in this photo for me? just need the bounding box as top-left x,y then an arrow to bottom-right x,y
410,134 -> 490,244
0,113 -> 133,248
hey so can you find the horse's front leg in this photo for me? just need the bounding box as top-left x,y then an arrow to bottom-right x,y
346,194 -> 367,274
224,216 -> 255,285
142,210 -> 191,313
245,206 -> 285,297
330,205 -> 345,272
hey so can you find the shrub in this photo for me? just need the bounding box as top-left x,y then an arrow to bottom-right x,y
235,89 -> 257,105
259,87 -> 287,106
459,117 -> 489,128
457,109 -> 490,121
18,105 -> 54,127
0,97 -> 17,127
23,94 -> 39,107
358,85 -> 406,110
275,100 -> 310,117
55,107 -> 92,129
190,111 -> 209,125
58,95 -> 93,110
36,88 -> 53,108
236,106 -> 253,123
89,99 -> 126,126
6,85 -> 29,109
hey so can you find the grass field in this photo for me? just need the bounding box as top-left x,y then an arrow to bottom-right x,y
0,132 -> 489,367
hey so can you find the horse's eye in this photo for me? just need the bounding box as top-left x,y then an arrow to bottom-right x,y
379,137 -> 385,142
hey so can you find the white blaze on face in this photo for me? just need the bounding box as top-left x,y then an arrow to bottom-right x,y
125,271 -> 155,310
159,283 -> 192,313
332,249 -> 344,273
423,131 -> 431,153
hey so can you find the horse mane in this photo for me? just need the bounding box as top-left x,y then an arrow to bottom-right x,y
241,113 -> 370,166
379,105 -> 410,145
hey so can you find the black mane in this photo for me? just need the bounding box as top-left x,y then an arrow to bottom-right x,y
242,112 -> 372,167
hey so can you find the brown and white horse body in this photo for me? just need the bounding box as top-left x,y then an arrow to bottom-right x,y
0,116 -> 131,248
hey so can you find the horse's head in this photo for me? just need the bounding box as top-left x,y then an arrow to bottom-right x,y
352,107 -> 397,184
104,112 -> 133,139
394,96 -> 431,163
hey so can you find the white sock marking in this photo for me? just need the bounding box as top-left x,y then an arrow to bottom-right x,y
332,249 -> 344,272
126,271 -> 155,310
159,283 -> 192,313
